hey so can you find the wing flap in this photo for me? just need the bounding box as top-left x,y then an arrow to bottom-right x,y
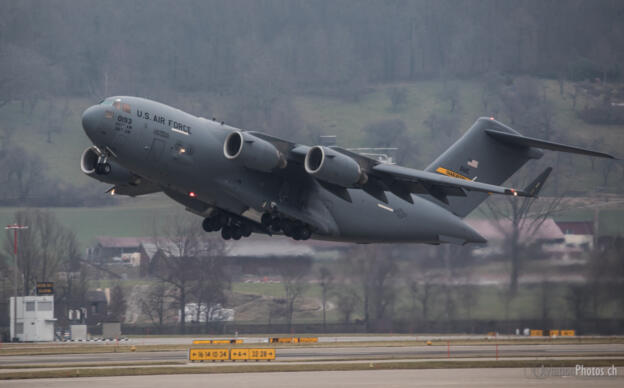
372,163 -> 531,199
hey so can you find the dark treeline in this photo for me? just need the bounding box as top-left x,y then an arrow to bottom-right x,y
1,0 -> 623,206
1,0 -> 623,104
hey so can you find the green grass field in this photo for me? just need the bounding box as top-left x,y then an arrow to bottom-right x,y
0,197 -> 180,249
227,279 -> 622,323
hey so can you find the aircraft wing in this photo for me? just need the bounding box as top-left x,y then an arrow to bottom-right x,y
245,131 -> 539,204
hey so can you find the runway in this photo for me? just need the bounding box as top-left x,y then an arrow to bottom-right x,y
1,343 -> 623,366
0,368 -> 622,387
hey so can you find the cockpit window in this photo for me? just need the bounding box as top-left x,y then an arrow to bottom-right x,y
113,100 -> 121,110
122,103 -> 131,113
100,97 -> 114,106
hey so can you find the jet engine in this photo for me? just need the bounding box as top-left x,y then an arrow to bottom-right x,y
304,146 -> 367,187
80,146 -> 138,185
223,131 -> 286,172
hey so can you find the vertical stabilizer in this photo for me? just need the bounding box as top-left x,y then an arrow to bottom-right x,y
425,117 -> 542,217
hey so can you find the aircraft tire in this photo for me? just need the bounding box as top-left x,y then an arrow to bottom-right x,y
231,228 -> 242,240
282,220 -> 294,237
241,223 -> 252,237
221,227 -> 232,240
299,226 -> 311,240
202,218 -> 215,232
270,218 -> 282,232
96,163 -> 111,175
261,213 -> 272,227
218,213 -> 229,226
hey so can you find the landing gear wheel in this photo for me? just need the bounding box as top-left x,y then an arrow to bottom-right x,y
96,163 -> 111,175
241,223 -> 252,237
202,217 -> 221,232
261,213 -> 272,228
282,220 -> 294,237
221,227 -> 232,240
231,227 -> 242,240
299,226 -> 311,240
270,218 -> 282,233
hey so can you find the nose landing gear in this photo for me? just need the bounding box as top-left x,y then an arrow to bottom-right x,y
95,162 -> 111,175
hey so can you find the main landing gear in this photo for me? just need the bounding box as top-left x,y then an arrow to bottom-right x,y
260,213 -> 311,241
202,211 -> 312,241
202,211 -> 252,241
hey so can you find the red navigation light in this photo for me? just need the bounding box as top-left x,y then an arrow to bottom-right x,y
189,191 -> 197,198
489,116 -> 495,120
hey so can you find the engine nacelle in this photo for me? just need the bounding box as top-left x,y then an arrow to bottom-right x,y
304,146 -> 367,187
223,131 -> 286,172
80,146 -> 137,185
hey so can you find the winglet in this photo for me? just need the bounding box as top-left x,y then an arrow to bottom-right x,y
521,167 -> 552,197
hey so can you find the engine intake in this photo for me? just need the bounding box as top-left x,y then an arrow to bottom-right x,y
80,146 -> 137,185
224,131 -> 286,172
304,146 -> 367,187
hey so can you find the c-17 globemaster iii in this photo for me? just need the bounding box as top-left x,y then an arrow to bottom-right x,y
80,96 -> 615,244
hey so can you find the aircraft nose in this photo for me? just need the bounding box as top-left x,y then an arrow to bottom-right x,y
81,105 -> 101,137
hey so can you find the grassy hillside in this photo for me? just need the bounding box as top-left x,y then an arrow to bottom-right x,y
295,79 -> 624,193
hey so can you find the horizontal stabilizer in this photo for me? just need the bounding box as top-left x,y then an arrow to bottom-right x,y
485,129 -> 617,159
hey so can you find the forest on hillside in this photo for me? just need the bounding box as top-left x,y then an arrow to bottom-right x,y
2,0 -> 623,101
1,0 -> 623,206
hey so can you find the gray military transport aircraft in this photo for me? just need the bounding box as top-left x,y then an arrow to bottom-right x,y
80,96 -> 615,244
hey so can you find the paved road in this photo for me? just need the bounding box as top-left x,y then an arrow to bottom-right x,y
0,368 -> 622,387
1,344 -> 623,365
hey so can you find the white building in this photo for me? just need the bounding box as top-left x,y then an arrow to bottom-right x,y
10,295 -> 56,342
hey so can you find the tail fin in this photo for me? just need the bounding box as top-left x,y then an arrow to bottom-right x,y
425,117 -> 615,217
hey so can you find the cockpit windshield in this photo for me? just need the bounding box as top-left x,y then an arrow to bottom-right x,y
100,97 -> 115,106
99,97 -> 131,113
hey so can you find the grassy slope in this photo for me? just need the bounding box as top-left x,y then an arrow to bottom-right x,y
296,79 -> 624,193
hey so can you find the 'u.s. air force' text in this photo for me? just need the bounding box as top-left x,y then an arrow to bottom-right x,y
136,110 -> 191,134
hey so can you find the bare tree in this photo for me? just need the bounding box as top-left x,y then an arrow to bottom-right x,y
318,266 -> 334,331
484,191 -> 565,296
139,282 -> 173,327
108,284 -> 127,322
458,282 -> 478,321
276,257 -> 311,331
407,272 -> 437,323
193,248 -> 229,327
151,212 -> 224,333
565,284 -> 589,322
537,279 -> 553,324
335,286 -> 359,324
1,209 -> 78,295
345,246 -> 398,331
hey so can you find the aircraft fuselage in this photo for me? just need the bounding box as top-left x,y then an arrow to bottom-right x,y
81,96 -> 485,244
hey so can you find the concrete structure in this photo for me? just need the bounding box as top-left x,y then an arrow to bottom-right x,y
9,295 -> 56,342
70,324 -> 87,340
102,322 -> 121,339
